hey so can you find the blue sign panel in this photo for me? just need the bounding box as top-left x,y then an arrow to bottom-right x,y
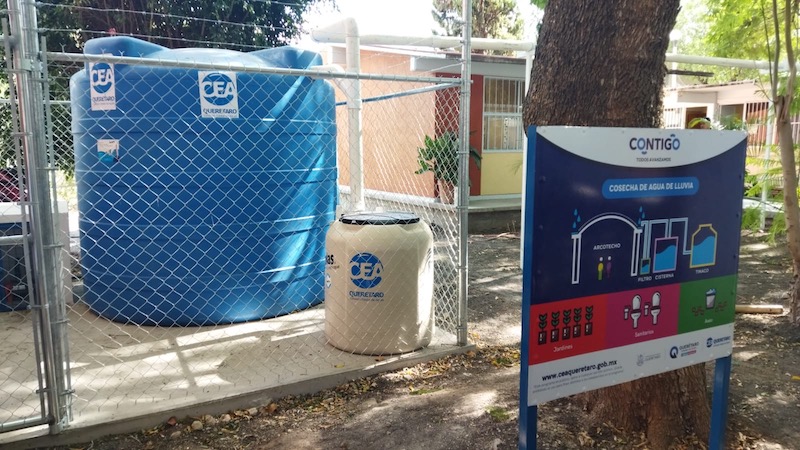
520,126 -> 746,408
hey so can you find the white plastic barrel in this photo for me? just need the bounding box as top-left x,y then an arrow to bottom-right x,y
324,212 -> 434,355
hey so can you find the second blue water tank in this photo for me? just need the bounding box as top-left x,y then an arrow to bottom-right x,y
71,37 -> 337,326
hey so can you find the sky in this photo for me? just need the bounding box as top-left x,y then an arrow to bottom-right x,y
303,0 -> 442,37
298,0 -> 541,46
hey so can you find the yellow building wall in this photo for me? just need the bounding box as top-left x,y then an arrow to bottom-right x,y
479,152 -> 523,196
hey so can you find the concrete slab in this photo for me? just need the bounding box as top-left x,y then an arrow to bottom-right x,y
0,302 -> 468,447
1,198 -> 470,447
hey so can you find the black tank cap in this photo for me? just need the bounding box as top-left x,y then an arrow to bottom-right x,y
339,211 -> 420,225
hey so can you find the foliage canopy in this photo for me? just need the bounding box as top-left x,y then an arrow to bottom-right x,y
431,0 -> 524,45
39,0 -> 331,52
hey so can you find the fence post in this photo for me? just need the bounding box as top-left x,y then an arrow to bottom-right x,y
7,0 -> 70,433
457,0 -> 472,346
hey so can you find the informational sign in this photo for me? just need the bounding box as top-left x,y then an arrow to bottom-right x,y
520,126 -> 747,406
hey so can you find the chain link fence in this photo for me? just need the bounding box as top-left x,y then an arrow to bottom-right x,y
0,40 -> 51,434
0,1 -> 471,442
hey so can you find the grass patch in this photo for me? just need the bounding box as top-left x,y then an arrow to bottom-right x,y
486,406 -> 509,422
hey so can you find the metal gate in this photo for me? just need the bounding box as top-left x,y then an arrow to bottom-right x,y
0,0 -> 72,436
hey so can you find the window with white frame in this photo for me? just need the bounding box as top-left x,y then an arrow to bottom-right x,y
483,78 -> 524,152
662,107 -> 683,129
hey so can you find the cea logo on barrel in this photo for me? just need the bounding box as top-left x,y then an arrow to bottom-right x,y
350,252 -> 384,289
198,71 -> 239,119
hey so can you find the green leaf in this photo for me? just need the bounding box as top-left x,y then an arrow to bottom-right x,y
414,131 -> 481,186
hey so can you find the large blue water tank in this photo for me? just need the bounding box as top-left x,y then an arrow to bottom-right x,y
71,37 -> 337,326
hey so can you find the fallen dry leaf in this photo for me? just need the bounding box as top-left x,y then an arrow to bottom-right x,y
577,431 -> 594,447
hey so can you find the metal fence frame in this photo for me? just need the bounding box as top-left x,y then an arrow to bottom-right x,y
0,0 -> 474,443
1,0 -> 71,435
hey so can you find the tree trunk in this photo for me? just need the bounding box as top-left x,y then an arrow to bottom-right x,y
522,1 -> 709,448
776,97 -> 800,325
523,0 -> 678,129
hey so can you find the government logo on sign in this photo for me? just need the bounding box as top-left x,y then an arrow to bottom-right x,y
669,346 -> 679,359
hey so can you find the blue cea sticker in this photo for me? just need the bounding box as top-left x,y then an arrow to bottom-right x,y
349,252 -> 384,289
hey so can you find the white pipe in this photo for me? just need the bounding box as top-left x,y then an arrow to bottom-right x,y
665,53 -> 785,71
361,35 -> 535,52
313,21 -> 792,72
312,28 -> 536,53
344,19 -> 365,211
314,18 -> 365,211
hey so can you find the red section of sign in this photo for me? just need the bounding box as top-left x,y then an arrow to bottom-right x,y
605,283 -> 680,348
529,295 -> 607,364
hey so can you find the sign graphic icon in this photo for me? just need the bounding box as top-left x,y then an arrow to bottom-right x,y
651,292 -> 662,325
705,289 -> 717,309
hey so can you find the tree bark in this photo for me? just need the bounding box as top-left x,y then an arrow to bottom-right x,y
523,0 -> 675,129
770,0 -> 800,326
522,1 -> 711,448
776,97 -> 800,325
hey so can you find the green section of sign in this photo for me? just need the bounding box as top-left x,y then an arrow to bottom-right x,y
678,275 -> 737,333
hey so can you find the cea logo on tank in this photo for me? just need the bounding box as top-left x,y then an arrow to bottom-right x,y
349,253 -> 384,289
198,71 -> 239,119
88,62 -> 116,111
90,62 -> 114,93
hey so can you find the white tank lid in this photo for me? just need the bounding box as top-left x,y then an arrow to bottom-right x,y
340,211 -> 420,225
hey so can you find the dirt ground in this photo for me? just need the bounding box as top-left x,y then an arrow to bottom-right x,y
37,231 -> 800,450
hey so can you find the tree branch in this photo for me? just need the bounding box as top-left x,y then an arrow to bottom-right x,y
784,0 -> 796,103
761,0 -> 776,102
771,0 -> 781,107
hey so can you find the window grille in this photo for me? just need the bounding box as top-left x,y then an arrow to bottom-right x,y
483,78 -> 524,152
